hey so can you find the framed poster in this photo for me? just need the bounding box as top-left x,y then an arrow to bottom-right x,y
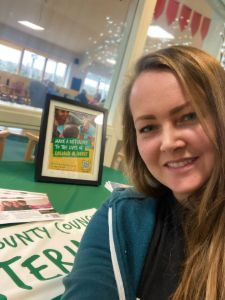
35,94 -> 107,185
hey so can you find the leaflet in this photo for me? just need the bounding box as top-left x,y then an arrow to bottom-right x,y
0,188 -> 63,224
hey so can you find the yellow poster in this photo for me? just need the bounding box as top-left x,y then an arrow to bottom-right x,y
38,99 -> 106,184
48,138 -> 95,174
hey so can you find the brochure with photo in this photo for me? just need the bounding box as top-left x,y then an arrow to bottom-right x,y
0,188 -> 63,224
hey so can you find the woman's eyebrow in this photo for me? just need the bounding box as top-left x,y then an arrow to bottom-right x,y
134,103 -> 191,124
134,114 -> 155,124
170,102 -> 191,116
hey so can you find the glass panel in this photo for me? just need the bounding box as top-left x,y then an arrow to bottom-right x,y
83,72 -> 110,104
44,59 -> 57,82
0,43 -> 21,73
83,73 -> 99,96
55,62 -> 67,86
44,60 -> 67,87
20,50 -> 45,80
0,0 -> 135,111
143,0 -> 224,61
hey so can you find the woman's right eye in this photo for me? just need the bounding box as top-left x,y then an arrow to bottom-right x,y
139,124 -> 158,134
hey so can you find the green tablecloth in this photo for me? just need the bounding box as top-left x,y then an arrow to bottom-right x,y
0,161 -> 127,213
0,161 -> 127,299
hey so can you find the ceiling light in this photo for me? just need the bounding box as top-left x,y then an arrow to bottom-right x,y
106,58 -> 116,65
147,25 -> 174,39
18,21 -> 44,31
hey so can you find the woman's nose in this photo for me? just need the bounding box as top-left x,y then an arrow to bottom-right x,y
160,126 -> 186,152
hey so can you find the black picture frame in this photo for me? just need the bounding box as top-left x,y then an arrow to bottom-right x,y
35,93 -> 108,186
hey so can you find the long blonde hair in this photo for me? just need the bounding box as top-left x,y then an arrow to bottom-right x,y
122,45 -> 225,299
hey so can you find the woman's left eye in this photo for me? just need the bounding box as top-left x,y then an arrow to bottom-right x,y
181,112 -> 197,122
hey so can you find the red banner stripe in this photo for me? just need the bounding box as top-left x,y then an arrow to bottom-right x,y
166,0 -> 180,25
154,0 -> 167,19
191,11 -> 202,36
179,5 -> 192,31
200,17 -> 211,40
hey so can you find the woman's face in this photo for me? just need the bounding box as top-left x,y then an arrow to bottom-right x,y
130,70 -> 216,201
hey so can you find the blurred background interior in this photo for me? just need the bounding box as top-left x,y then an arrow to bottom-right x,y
0,0 -> 224,169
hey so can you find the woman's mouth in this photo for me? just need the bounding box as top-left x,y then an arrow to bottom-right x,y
165,157 -> 197,169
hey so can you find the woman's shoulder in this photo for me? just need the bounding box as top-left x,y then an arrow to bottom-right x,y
89,187 -> 158,241
108,187 -> 157,208
97,187 -> 158,224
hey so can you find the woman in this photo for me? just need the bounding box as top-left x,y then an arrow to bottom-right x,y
61,46 -> 225,300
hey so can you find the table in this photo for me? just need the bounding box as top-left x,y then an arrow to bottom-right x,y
0,161 -> 126,213
0,161 -> 127,299
0,100 -> 42,130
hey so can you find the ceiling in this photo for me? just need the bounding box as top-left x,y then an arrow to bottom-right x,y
0,0 -> 130,54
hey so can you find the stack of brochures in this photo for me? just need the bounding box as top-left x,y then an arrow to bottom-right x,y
0,188 -> 63,224
104,181 -> 131,193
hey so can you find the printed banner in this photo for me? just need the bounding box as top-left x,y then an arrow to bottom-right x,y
0,208 -> 96,300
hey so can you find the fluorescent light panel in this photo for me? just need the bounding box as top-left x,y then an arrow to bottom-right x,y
18,21 -> 44,31
106,58 -> 116,65
148,25 -> 174,39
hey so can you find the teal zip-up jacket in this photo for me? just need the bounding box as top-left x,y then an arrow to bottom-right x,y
61,188 -> 157,300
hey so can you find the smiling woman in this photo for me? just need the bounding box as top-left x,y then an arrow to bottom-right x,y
61,45 -> 225,300
130,70 -> 215,201
121,45 -> 225,300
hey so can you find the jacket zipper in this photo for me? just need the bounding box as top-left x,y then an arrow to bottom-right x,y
108,207 -> 126,300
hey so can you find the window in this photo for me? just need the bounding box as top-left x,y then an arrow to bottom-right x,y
0,42 -> 69,86
0,0 -> 136,108
0,44 -> 21,73
44,59 -> 67,86
20,50 -> 46,80
44,59 -> 56,82
83,72 -> 110,100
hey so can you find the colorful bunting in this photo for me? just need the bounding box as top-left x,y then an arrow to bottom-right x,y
179,5 -> 192,32
154,0 -> 167,19
200,17 -> 211,40
166,0 -> 180,25
191,11 -> 202,36
153,0 -> 211,40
